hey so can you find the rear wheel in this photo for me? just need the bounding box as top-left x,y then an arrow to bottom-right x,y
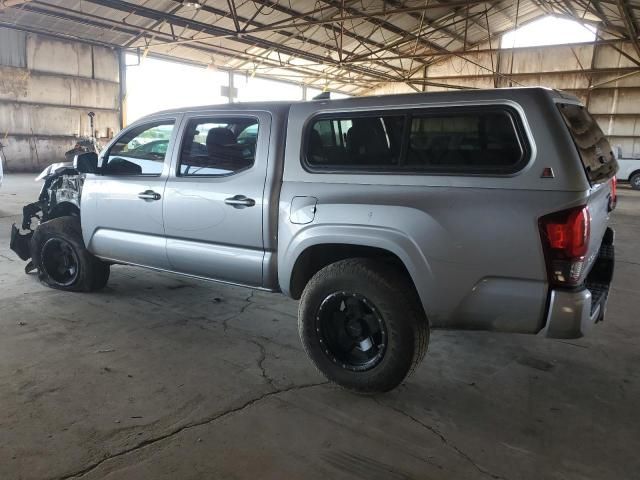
630,173 -> 640,190
32,216 -> 110,292
298,258 -> 429,393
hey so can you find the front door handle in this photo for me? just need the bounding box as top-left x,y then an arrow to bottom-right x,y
225,195 -> 256,208
138,190 -> 161,201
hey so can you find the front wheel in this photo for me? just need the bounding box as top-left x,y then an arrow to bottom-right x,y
630,173 -> 640,190
31,216 -> 110,292
298,259 -> 429,394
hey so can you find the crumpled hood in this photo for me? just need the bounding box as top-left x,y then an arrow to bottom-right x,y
35,162 -> 74,181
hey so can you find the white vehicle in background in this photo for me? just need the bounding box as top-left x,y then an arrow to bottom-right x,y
614,146 -> 640,190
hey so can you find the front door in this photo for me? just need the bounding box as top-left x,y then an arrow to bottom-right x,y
163,112 -> 270,287
81,117 -> 180,269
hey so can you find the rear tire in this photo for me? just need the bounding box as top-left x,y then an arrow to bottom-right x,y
32,216 -> 110,292
630,173 -> 640,190
298,258 -> 429,394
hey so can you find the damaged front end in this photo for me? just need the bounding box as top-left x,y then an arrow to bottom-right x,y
10,162 -> 84,269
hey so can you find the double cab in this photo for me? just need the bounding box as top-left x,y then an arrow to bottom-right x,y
11,87 -> 618,393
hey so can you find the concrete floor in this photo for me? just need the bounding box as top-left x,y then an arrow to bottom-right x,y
0,174 -> 638,480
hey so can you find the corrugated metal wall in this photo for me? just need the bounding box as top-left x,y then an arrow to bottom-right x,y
368,41 -> 640,160
0,28 -> 121,172
0,28 -> 26,68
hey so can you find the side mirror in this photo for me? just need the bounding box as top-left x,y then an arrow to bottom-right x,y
73,152 -> 98,174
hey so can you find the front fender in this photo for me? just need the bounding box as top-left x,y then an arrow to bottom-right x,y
278,223 -> 434,317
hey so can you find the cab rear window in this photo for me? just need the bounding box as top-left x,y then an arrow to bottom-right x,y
558,104 -> 618,184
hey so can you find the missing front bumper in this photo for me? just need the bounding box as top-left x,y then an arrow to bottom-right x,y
10,224 -> 33,261
9,200 -> 43,262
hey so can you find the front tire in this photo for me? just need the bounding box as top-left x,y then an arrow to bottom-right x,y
630,173 -> 640,190
32,216 -> 110,292
298,258 -> 429,394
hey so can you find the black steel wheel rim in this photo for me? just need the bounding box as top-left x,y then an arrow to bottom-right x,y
41,238 -> 79,286
315,292 -> 388,371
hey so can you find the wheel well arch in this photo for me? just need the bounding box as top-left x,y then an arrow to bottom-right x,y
289,243 -> 415,300
49,202 -> 80,219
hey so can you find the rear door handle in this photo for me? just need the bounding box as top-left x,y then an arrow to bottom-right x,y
138,190 -> 161,201
225,195 -> 256,208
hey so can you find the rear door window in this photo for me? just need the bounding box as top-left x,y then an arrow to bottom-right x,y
178,117 -> 259,176
557,104 -> 618,184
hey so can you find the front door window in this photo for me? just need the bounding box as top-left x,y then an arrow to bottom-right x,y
103,121 -> 175,175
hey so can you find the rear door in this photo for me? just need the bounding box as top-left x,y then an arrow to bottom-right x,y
162,111 -> 271,287
81,117 -> 180,269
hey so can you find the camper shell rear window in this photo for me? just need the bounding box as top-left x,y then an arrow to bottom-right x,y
557,103 -> 618,184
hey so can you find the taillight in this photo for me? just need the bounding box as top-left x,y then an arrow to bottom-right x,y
610,177 -> 617,210
539,206 -> 591,286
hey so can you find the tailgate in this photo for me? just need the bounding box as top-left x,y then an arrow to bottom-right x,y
584,182 -> 613,277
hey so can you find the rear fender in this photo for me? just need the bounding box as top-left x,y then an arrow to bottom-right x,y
278,224 -> 434,316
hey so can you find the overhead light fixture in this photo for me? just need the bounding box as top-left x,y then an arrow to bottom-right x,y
182,0 -> 202,8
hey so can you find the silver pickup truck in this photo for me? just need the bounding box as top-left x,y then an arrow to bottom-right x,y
10,87 -> 617,393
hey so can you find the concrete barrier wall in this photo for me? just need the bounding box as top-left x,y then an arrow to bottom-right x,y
0,28 -> 121,172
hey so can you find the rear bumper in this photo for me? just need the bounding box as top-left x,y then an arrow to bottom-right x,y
541,227 -> 615,339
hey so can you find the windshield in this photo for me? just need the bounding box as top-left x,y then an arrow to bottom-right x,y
558,103 -> 618,184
